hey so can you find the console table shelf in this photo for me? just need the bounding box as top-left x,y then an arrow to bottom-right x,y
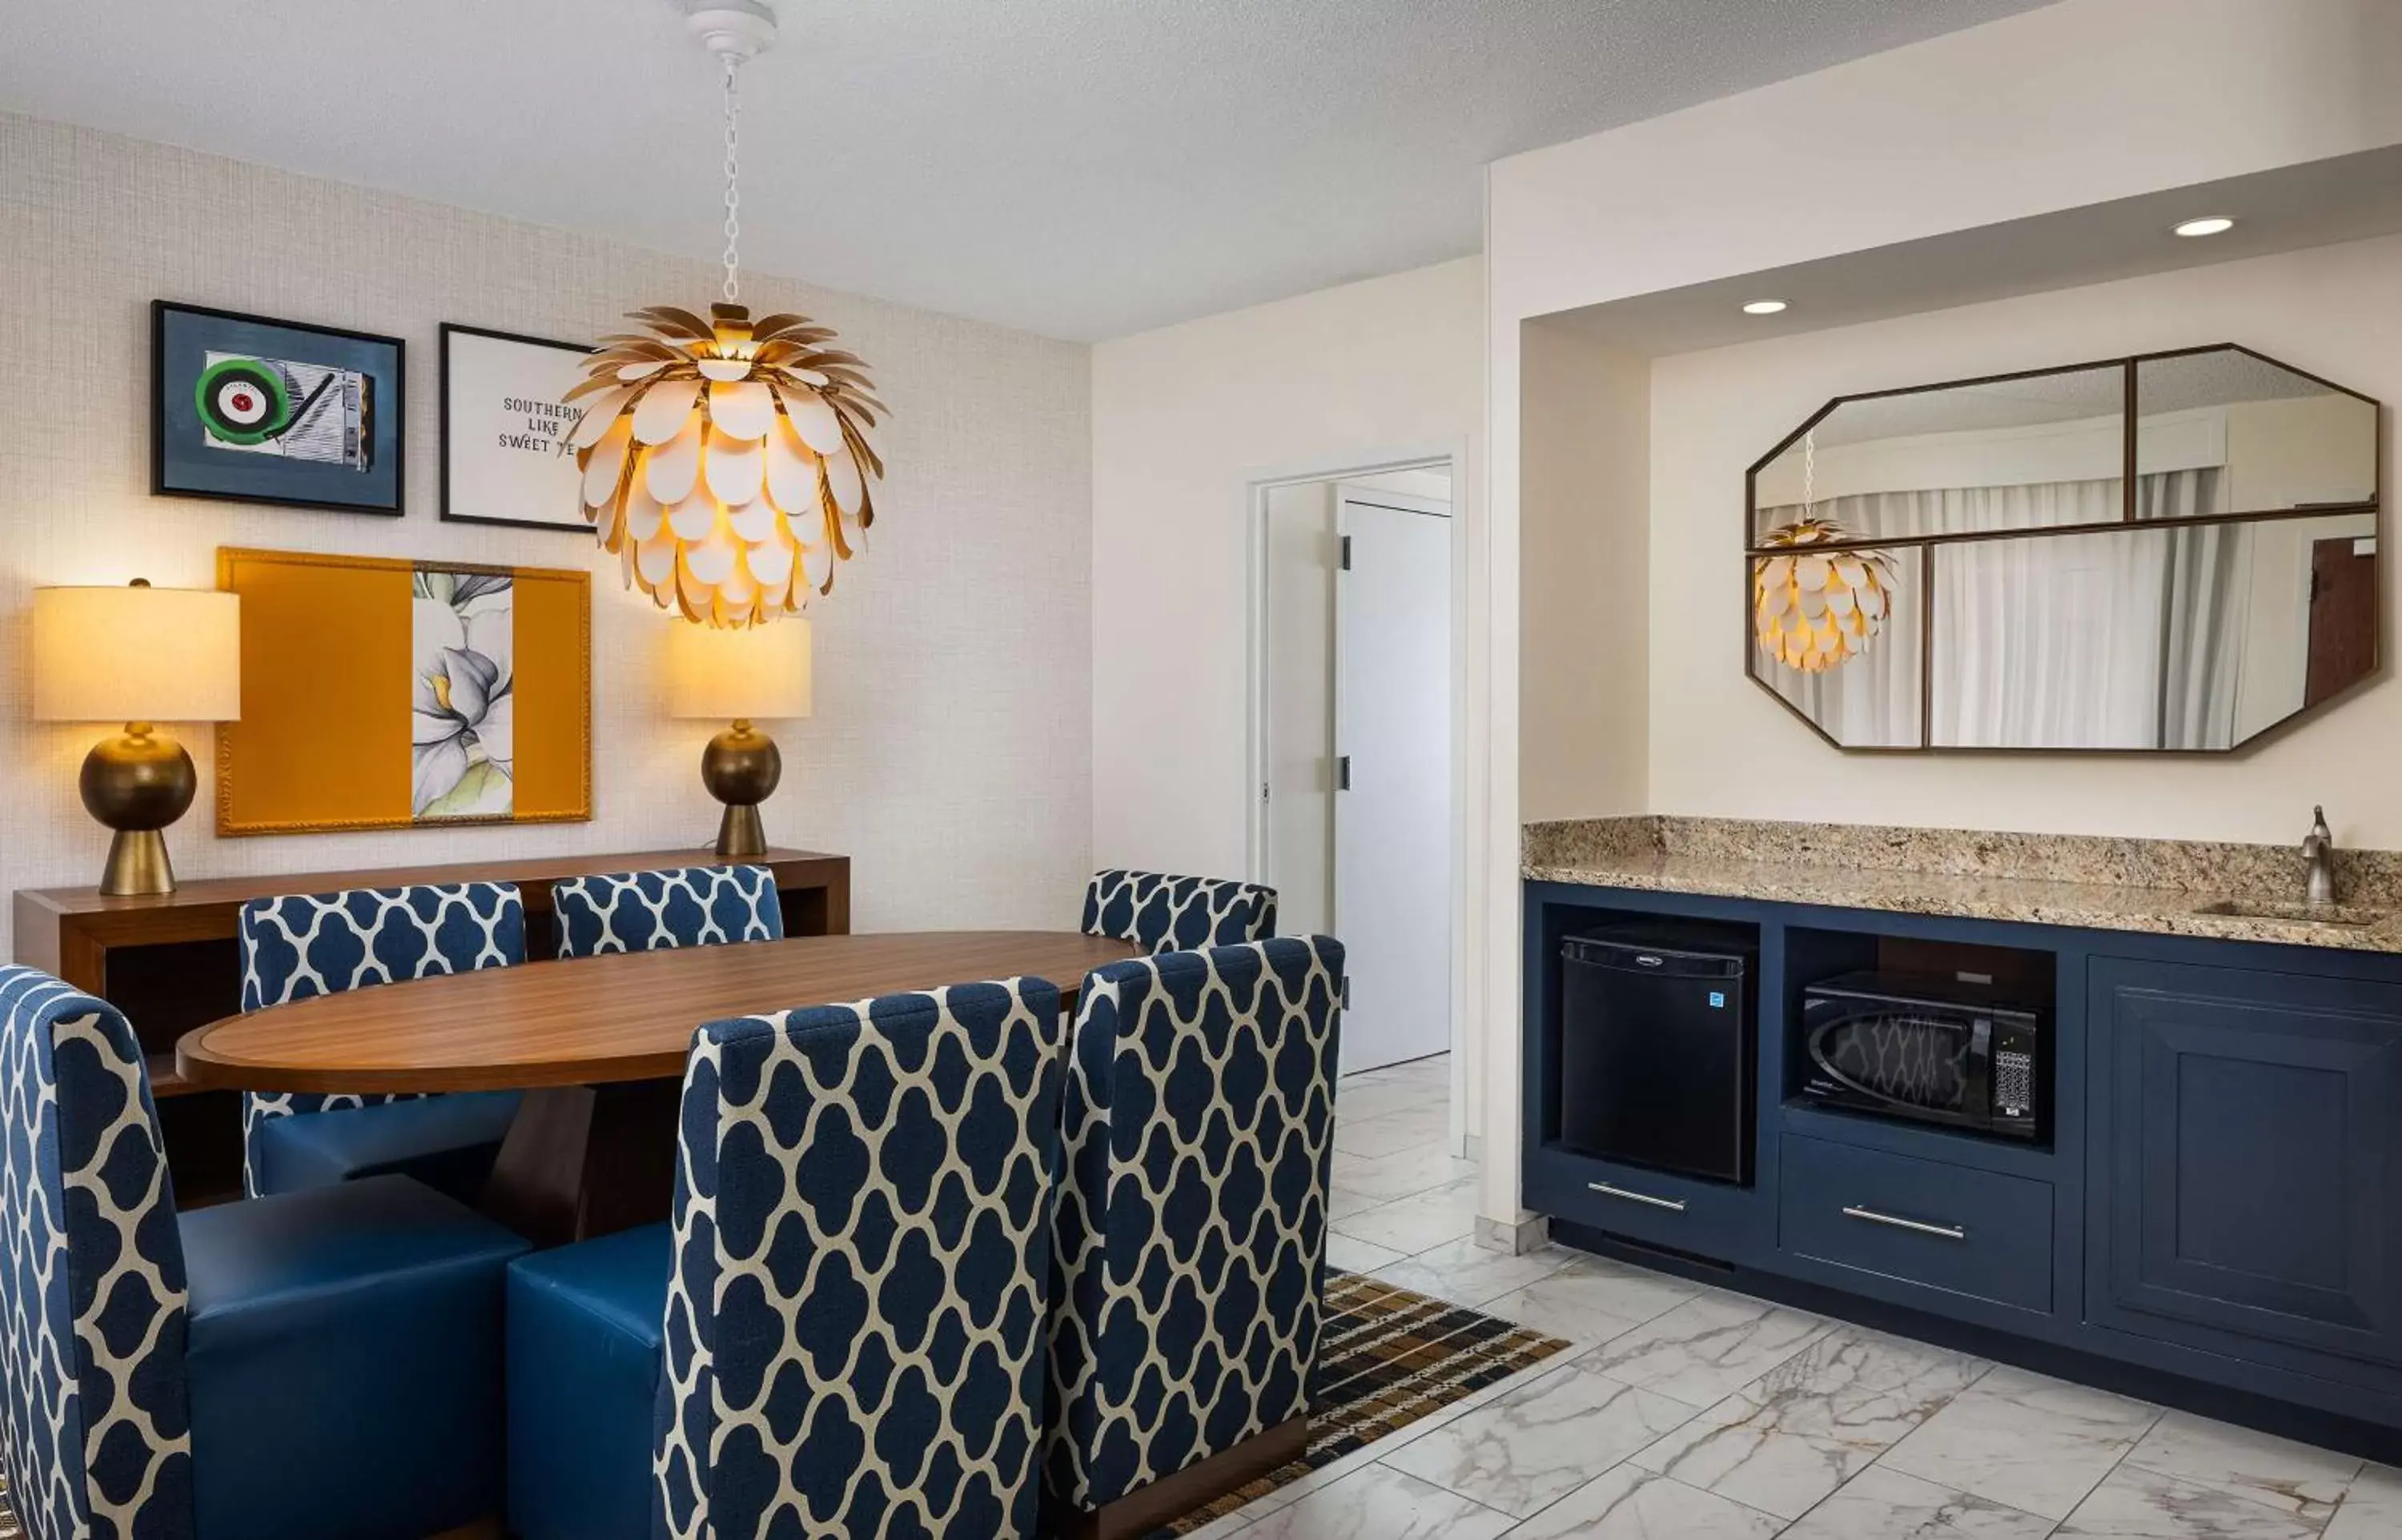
14,847 -> 850,1202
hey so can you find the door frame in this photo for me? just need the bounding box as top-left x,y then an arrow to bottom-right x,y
1243,443 -> 1472,1157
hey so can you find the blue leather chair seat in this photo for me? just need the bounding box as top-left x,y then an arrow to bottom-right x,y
182,1173 -> 529,1540
248,1089 -> 523,1202
506,1221 -> 672,1540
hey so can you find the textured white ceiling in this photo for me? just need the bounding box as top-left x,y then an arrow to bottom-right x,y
0,0 -> 2056,340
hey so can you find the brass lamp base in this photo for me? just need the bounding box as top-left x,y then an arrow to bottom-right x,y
81,724 -> 197,897
700,719 -> 781,860
101,830 -> 177,897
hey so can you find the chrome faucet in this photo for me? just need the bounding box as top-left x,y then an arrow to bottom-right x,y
2304,806 -> 2337,909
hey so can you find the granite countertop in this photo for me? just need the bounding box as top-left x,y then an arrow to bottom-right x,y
1524,816 -> 2402,955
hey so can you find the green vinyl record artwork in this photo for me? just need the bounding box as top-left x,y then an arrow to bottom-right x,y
152,300 -> 405,515
192,356 -> 295,446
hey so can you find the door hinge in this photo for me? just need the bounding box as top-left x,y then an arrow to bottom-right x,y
1260,780 -> 1271,804
1341,977 -> 1352,1009
1339,535 -> 1353,571
1336,754 -> 1352,791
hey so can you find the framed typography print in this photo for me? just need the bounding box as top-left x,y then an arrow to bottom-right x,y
440,323 -> 597,533
152,302 -> 405,515
215,547 -> 592,834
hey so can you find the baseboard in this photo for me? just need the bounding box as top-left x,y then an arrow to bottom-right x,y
1474,1209 -> 1550,1257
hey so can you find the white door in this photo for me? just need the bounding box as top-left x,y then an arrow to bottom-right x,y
1334,495 -> 1452,1074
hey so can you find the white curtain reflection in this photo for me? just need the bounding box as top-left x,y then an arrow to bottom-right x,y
1761,470 -> 2247,748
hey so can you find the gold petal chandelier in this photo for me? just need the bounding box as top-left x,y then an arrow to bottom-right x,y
1753,426 -> 1896,673
566,3 -> 886,628
1752,517 -> 1897,673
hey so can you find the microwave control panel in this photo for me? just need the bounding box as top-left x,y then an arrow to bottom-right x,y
1990,1019 -> 2039,1126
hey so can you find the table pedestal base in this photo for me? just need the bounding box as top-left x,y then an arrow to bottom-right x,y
483,1080 -> 681,1249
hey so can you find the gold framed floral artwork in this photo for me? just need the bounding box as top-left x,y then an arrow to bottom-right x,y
215,547 -> 591,834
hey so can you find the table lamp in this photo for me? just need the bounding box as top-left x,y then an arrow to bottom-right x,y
665,617 -> 812,860
34,579 -> 242,896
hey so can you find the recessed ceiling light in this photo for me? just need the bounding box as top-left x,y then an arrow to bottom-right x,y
1742,299 -> 1788,315
2174,216 -> 2235,238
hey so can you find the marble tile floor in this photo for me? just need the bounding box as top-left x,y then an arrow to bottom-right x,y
1244,1054 -> 2400,1539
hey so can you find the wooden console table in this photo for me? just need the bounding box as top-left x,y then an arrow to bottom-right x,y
14,847 -> 849,1205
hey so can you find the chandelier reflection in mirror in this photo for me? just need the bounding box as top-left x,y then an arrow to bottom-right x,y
566,2 -> 887,628
1745,346 -> 2380,752
1751,425 -> 1899,672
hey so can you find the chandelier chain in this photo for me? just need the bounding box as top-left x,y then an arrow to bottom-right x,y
721,54 -> 743,303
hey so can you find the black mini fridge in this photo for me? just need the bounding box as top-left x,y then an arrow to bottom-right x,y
1558,927 -> 1756,1185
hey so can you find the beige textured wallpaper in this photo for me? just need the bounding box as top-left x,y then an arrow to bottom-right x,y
0,113 -> 1093,955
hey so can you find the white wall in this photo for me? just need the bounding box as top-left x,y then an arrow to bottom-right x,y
1520,319 -> 1648,823
1489,0 -> 2402,325
1090,253 -> 1484,1143
1483,0 -> 2402,1237
1089,255 -> 1483,877
1649,235 -> 2401,840
0,114 -> 1093,959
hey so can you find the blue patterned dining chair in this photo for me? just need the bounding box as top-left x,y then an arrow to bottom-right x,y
550,863 -> 785,959
237,881 -> 528,1200
1042,936 -> 1345,1533
0,965 -> 528,1540
1079,868 -> 1279,955
504,977 -> 1067,1540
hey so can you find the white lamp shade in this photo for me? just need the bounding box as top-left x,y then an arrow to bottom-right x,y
33,584 -> 241,724
665,616 -> 813,720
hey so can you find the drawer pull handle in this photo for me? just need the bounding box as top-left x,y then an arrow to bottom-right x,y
1843,1205 -> 1966,1241
1590,1181 -> 1686,1213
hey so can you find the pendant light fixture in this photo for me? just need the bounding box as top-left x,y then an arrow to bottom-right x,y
565,2 -> 888,628
1753,431 -> 1898,673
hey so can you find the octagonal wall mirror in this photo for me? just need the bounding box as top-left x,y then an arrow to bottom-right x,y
1748,346 -> 2380,752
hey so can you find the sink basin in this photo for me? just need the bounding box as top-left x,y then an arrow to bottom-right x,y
2193,898 -> 2386,929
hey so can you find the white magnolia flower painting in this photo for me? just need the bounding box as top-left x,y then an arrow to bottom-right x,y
412,571 -> 515,820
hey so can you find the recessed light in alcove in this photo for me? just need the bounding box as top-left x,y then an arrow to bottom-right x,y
2173,215 -> 2236,238
1742,299 -> 1789,315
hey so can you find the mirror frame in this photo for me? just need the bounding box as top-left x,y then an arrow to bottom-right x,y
1744,343 -> 2383,754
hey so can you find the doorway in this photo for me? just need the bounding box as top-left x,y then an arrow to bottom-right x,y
2305,534 -> 2376,707
1251,460 -> 1460,1089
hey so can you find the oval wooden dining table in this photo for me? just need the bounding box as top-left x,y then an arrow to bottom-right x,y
176,930 -> 1140,1245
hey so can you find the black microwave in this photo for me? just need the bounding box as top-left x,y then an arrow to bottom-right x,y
1799,973 -> 2043,1139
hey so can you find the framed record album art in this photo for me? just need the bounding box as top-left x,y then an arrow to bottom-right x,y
151,301 -> 405,515
440,323 -> 599,532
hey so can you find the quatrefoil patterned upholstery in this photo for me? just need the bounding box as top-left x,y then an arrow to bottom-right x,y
1043,936 -> 1345,1514
1079,868 -> 1279,955
653,979 -> 1067,1539
2,964 -> 530,1540
0,965 -> 195,1540
551,863 -> 784,960
236,880 -> 525,1197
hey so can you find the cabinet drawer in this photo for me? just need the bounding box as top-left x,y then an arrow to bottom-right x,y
1780,1134 -> 2053,1313
1528,1144 -> 1765,1261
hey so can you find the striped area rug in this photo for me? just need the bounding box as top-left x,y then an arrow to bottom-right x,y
1146,1269 -> 1576,1535
0,1274 -> 1566,1539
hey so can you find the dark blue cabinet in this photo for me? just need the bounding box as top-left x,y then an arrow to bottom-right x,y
1528,880 -> 2402,1442
2089,959 -> 2402,1370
